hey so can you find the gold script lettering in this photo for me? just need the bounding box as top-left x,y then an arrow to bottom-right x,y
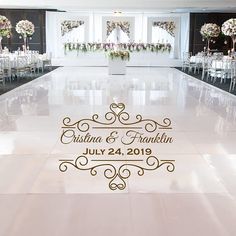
121,130 -> 173,145
60,129 -> 103,144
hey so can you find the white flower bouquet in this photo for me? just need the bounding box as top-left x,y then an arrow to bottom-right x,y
222,18 -> 236,51
0,15 -> 12,38
200,23 -> 220,39
108,50 -> 130,61
16,20 -> 35,37
222,18 -> 236,36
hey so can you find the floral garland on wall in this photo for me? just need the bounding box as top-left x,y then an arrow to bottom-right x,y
61,20 -> 84,36
64,42 -> 171,54
107,21 -> 130,37
153,21 -> 176,37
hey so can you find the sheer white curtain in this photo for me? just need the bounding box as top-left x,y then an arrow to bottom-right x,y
106,26 -> 130,44
180,13 -> 190,59
151,26 -> 175,46
62,24 -> 85,43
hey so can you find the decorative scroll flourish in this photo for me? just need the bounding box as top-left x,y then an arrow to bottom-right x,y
153,21 -> 176,37
107,21 -> 130,37
61,103 -> 172,132
59,155 -> 175,191
61,20 -> 84,36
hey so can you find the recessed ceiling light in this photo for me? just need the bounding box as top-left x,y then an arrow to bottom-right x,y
114,11 -> 122,15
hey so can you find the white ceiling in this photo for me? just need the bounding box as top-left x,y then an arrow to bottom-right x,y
1,0 -> 236,12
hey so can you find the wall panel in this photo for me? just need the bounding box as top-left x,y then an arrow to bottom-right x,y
0,9 -> 47,53
189,13 -> 236,54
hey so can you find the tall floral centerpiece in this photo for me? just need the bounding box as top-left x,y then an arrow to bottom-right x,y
222,18 -> 236,52
0,15 -> 12,53
16,20 -> 35,52
200,23 -> 220,52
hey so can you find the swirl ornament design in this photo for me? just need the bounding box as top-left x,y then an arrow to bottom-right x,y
59,155 -> 175,191
62,103 -> 172,132
59,103 -> 175,191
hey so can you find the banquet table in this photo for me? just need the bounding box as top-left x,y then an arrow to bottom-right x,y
190,56 -> 204,64
0,53 -> 48,70
190,55 -> 231,64
211,59 -> 232,69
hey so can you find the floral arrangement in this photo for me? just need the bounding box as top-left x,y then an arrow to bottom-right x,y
64,42 -> 172,54
0,15 -> 12,38
107,21 -> 130,37
16,20 -> 35,37
221,18 -> 236,36
61,20 -> 84,36
108,50 -> 130,61
200,23 -> 221,39
153,21 -> 176,37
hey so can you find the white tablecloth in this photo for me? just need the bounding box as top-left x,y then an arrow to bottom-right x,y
190,56 -> 204,64
211,60 -> 231,69
0,53 -> 48,69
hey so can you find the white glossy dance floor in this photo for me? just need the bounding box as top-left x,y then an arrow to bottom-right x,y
0,67 -> 236,236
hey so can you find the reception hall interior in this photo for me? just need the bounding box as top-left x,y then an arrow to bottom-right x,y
0,0 -> 236,236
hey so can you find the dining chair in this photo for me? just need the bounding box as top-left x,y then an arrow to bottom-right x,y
210,59 -> 231,84
201,56 -> 213,80
12,56 -> 31,79
229,60 -> 236,92
0,69 -> 5,86
28,53 -> 38,74
0,56 -> 12,82
43,52 -> 52,72
182,52 -> 192,72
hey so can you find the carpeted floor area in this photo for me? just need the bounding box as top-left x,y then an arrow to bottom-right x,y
0,67 -> 59,96
176,67 -> 236,96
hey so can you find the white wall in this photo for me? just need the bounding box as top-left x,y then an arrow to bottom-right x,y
46,11 -> 90,57
46,10 -> 189,62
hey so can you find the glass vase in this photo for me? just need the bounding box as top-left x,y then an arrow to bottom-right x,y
23,36 -> 27,53
232,35 -> 236,52
207,38 -> 211,53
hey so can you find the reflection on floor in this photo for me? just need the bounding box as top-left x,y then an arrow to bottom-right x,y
0,67 -> 235,236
